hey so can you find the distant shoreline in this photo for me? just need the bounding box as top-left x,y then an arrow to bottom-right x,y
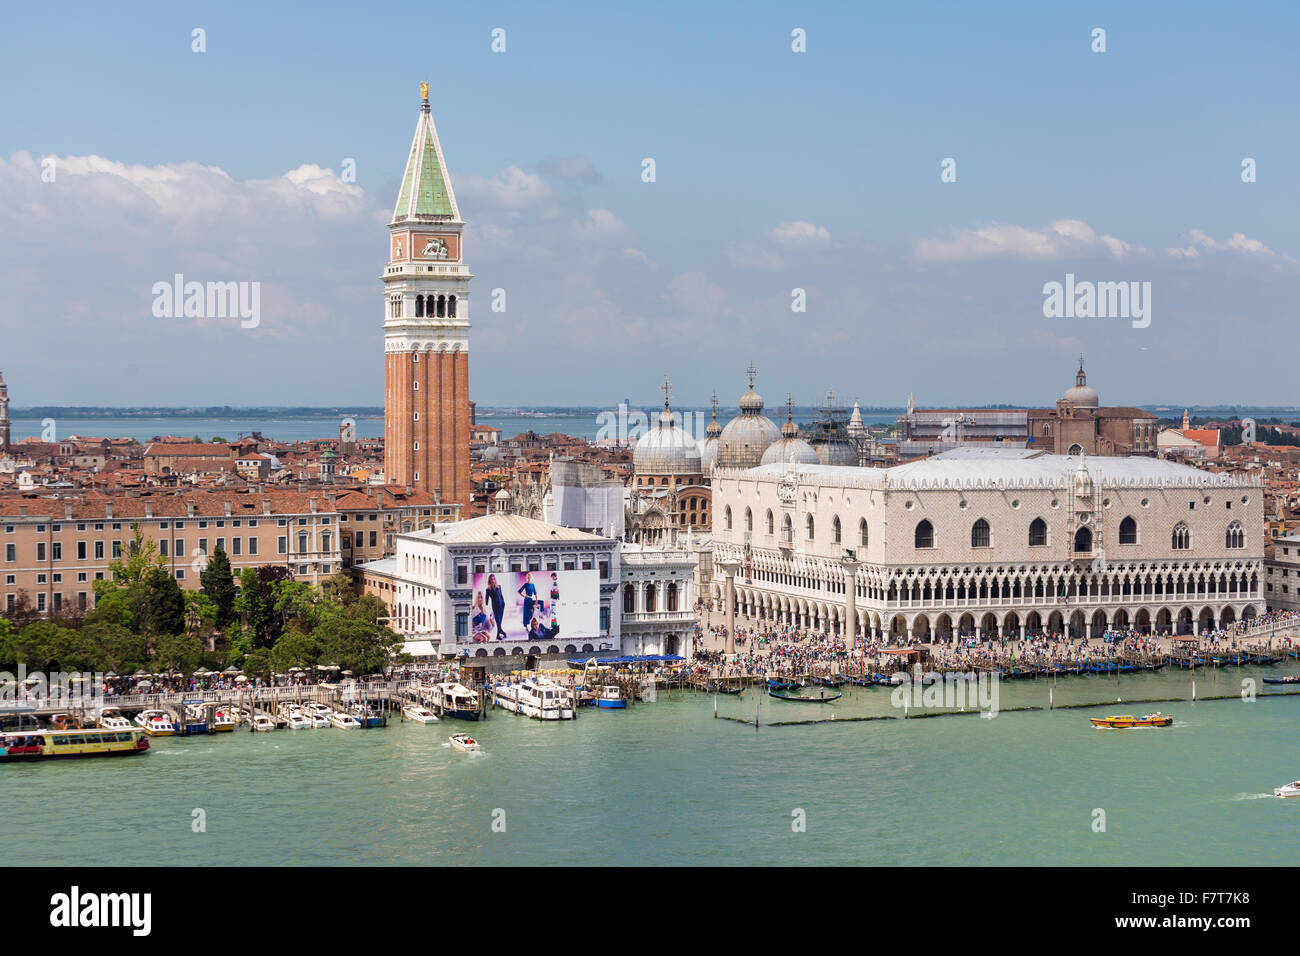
12,404 -> 1300,419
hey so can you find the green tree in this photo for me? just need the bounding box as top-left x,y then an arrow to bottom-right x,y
199,545 -> 237,627
135,565 -> 186,637
184,591 -> 218,638
80,619 -> 149,675
151,632 -> 204,674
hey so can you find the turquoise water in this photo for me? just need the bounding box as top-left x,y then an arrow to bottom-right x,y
3,665 -> 1298,866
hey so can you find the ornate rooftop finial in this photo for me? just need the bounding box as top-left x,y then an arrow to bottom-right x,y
420,80 -> 429,102
660,373 -> 672,409
746,360 -> 757,389
710,390 -> 718,420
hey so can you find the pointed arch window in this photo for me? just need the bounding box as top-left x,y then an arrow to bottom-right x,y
1119,515 -> 1137,545
805,514 -> 815,541
1172,522 -> 1191,550
1074,526 -> 1093,552
1028,517 -> 1047,547
971,518 -> 991,548
914,519 -> 934,549
859,519 -> 868,547
832,515 -> 842,544
766,509 -> 774,536
1226,520 -> 1244,549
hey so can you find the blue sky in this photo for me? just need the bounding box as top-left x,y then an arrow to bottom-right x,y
2,0 -> 1297,409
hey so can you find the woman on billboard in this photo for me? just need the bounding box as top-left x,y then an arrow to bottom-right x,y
517,572 -> 538,632
485,574 -> 507,641
470,591 -> 494,643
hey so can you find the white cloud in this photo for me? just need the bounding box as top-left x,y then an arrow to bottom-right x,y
623,247 -> 658,270
457,165 -> 551,210
1166,229 -> 1294,265
727,242 -> 786,271
572,208 -> 625,241
914,218 -> 1143,263
771,220 -> 831,248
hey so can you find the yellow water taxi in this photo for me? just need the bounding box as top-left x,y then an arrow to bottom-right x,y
1089,713 -> 1173,729
0,727 -> 149,761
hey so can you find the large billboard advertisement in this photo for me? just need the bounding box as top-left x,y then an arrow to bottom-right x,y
466,570 -> 601,645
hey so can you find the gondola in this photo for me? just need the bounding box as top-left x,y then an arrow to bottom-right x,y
1262,675 -> 1300,684
768,690 -> 842,703
812,675 -> 847,688
711,683 -> 746,695
766,679 -> 800,690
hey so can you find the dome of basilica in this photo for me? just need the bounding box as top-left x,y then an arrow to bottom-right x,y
716,367 -> 779,469
634,403 -> 703,476
760,410 -> 820,466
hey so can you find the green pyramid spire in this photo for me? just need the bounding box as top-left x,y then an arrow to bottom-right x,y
393,87 -> 460,222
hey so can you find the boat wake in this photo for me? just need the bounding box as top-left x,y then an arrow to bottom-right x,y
1232,792 -> 1274,801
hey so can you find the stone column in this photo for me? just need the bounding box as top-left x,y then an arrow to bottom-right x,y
842,558 -> 861,653
719,560 -> 740,655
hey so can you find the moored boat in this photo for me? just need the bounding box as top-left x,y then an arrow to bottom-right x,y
249,712 -> 277,732
97,708 -> 133,731
134,709 -> 176,736
1,727 -> 149,761
431,682 -> 481,720
1089,712 -> 1173,729
1262,676 -> 1300,684
283,708 -> 312,730
768,689 -> 842,703
209,708 -> 237,733
182,705 -> 208,735
449,733 -> 480,752
49,713 -> 82,730
493,676 -> 573,720
595,685 -> 627,709
328,710 -> 361,729
402,704 -> 439,723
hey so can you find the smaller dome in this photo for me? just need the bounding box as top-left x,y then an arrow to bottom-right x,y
738,387 -> 764,413
698,436 -> 719,473
761,436 -> 819,466
813,441 -> 858,467
1062,361 -> 1099,408
634,404 -> 703,476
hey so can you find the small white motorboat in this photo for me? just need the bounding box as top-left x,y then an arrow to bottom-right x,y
1274,781 -> 1300,798
402,704 -> 439,724
250,712 -> 277,732
449,733 -> 480,752
328,710 -> 361,730
98,708 -> 133,730
283,709 -> 312,730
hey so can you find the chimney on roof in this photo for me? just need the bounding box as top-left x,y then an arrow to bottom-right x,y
405,485 -> 412,496
19,505 -> 26,517
106,502 -> 113,518
309,498 -> 317,514
224,500 -> 231,517
145,502 -> 153,518
64,504 -> 72,519
262,499 -> 271,515
186,501 -> 195,517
